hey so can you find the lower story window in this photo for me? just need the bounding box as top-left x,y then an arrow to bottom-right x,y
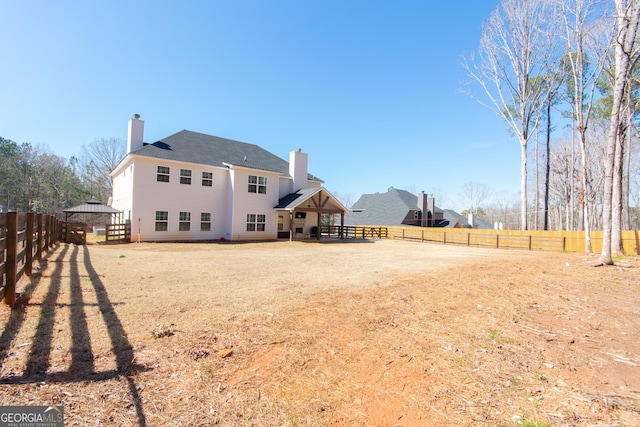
179,211 -> 191,231
246,213 -> 266,232
278,215 -> 284,231
201,212 -> 211,231
155,211 -> 168,231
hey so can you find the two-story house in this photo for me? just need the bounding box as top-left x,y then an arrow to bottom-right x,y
110,114 -> 346,242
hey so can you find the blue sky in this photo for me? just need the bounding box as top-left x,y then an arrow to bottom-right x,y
0,1 -> 517,210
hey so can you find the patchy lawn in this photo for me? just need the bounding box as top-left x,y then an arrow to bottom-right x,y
1,239 -> 639,426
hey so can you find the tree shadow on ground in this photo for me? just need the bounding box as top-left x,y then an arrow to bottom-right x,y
0,244 -> 148,427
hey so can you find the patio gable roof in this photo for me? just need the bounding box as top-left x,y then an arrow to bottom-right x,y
275,188 -> 347,214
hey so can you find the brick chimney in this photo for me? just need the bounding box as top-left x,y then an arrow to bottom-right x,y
127,114 -> 144,153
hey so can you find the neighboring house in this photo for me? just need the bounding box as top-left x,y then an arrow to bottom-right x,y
344,187 -> 489,229
110,115 -> 347,242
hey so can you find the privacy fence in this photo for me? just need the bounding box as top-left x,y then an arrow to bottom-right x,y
0,212 -> 63,305
383,226 -> 639,255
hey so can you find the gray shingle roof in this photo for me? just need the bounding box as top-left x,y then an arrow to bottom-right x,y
64,200 -> 122,214
133,130 -> 321,181
344,188 -> 418,226
275,188 -> 321,209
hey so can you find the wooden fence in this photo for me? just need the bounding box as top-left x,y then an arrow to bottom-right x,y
383,226 -> 640,255
1,212 -> 63,305
321,225 -> 389,239
106,223 -> 131,243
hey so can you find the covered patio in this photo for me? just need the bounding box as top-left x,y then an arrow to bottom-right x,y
275,188 -> 348,241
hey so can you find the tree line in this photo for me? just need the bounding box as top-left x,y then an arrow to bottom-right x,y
462,0 -> 640,263
0,137 -> 125,216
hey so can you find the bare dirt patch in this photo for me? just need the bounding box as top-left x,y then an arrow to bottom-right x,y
1,238 -> 639,426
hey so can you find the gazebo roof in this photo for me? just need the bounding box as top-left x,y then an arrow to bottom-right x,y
64,200 -> 122,215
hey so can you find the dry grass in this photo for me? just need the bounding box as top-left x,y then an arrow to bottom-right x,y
1,238 -> 639,426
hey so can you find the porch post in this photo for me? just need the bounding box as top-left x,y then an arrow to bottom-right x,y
340,212 -> 344,239
316,210 -> 321,241
289,211 -> 294,241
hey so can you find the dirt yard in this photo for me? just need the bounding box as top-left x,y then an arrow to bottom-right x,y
1,238 -> 639,426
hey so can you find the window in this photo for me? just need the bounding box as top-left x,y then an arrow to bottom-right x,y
202,171 -> 213,187
248,175 -> 267,194
157,166 -> 170,182
180,169 -> 192,185
201,212 -> 211,231
179,212 -> 191,231
278,215 -> 284,231
155,211 -> 168,231
246,214 -> 266,232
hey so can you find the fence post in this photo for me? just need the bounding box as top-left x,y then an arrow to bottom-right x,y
421,230 -> 424,243
467,232 -> 470,246
496,234 -> 499,249
402,229 -> 405,240
25,213 -> 34,276
528,235 -> 532,251
37,213 -> 43,260
4,212 -> 18,306
45,215 -> 51,249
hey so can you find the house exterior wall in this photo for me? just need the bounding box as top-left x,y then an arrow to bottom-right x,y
111,157 -> 135,221
227,166 -> 281,241
113,156 -> 229,242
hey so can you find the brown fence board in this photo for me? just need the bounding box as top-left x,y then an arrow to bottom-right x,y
0,212 -> 63,306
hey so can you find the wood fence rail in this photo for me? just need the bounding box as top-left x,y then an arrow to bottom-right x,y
0,212 -> 63,305
382,226 -> 639,255
321,225 -> 388,239
106,223 -> 131,243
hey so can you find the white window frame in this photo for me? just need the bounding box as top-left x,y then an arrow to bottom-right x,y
248,175 -> 267,194
179,211 -> 191,231
180,169 -> 192,185
246,213 -> 266,232
201,212 -> 211,231
155,211 -> 168,231
157,166 -> 170,183
202,171 -> 213,187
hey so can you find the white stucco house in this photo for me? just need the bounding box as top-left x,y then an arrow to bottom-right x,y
110,114 -> 347,242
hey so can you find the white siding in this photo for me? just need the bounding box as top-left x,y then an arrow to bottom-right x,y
228,167 -> 280,241
129,158 -> 229,242
111,159 -> 135,222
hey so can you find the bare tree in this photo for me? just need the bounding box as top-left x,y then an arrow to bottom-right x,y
79,137 -> 126,201
462,0 -> 561,230
558,0 -> 614,252
600,0 -> 640,264
459,181 -> 492,214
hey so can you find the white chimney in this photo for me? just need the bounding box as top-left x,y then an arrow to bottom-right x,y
289,149 -> 308,192
127,114 -> 144,153
468,212 -> 475,228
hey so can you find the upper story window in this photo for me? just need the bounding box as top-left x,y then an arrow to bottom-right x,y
202,171 -> 213,187
248,175 -> 267,194
180,169 -> 192,185
157,166 -> 170,182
